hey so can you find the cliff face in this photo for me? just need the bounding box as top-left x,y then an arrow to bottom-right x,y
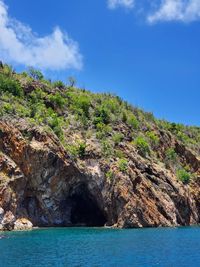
0,119 -> 199,230
0,64 -> 199,230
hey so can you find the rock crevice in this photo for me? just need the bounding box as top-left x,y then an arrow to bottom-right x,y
0,120 -> 199,230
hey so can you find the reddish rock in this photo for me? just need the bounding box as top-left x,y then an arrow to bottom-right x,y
0,120 -> 199,230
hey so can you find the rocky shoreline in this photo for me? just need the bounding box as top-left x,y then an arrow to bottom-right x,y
0,119 -> 199,231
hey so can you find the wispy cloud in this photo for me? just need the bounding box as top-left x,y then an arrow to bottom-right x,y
148,0 -> 200,23
0,0 -> 83,70
107,0 -> 200,23
107,0 -> 134,10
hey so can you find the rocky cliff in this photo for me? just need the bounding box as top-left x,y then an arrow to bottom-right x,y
0,64 -> 199,230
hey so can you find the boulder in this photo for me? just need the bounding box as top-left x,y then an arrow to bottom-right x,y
14,218 -> 33,231
1,211 -> 15,231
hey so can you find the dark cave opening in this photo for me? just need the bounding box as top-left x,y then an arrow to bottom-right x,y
21,183 -> 107,227
68,183 -> 107,227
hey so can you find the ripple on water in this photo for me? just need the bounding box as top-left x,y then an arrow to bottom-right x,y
0,226 -> 200,267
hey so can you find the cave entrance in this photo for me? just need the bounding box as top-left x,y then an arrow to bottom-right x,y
69,183 -> 106,227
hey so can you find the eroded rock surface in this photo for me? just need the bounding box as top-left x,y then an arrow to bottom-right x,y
0,119 -> 199,230
14,218 -> 33,231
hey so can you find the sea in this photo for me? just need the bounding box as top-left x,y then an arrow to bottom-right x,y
0,226 -> 200,267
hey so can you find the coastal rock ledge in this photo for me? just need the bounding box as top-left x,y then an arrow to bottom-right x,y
0,119 -> 199,231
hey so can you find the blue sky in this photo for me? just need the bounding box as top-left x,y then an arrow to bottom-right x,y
0,0 -> 200,126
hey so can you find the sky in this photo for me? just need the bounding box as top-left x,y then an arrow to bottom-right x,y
0,0 -> 200,126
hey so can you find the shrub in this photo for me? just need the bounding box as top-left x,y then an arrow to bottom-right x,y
177,131 -> 190,144
146,131 -> 159,148
112,133 -> 124,145
45,109 -> 64,138
158,120 -> 171,131
0,74 -> 23,97
21,71 -> 29,78
101,140 -> 113,157
53,80 -> 65,89
134,136 -> 150,157
65,141 -> 86,159
103,98 -> 120,114
15,104 -> 30,117
30,102 -> 46,121
176,169 -> 191,184
127,113 -> 139,129
94,105 -> 110,125
115,149 -> 125,159
169,123 -> 184,133
28,67 -> 44,80
70,94 -> 91,118
1,64 -> 14,76
66,144 -> 79,158
30,88 -> 46,104
68,76 -> 76,87
118,158 -> 128,172
96,123 -> 112,139
165,148 -> 177,161
144,112 -> 155,122
48,92 -> 66,108
122,110 -> 127,123
106,170 -> 114,181
2,102 -> 13,113
78,142 -> 87,158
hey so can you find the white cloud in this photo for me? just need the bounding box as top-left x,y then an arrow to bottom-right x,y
108,0 -> 134,9
0,0 -> 83,70
107,0 -> 200,23
148,0 -> 200,23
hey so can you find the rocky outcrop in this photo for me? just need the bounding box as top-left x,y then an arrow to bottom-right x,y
14,218 -> 33,231
0,209 -> 15,231
0,119 -> 199,230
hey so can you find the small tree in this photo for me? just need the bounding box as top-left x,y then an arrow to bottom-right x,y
112,133 -> 124,145
165,148 -> 177,161
28,67 -> 44,80
127,114 -> 139,129
118,158 -> 128,172
53,80 -> 65,89
94,105 -> 110,125
134,136 -> 150,157
78,142 -> 87,158
176,169 -> 191,184
68,76 -> 76,87
106,170 -> 114,181
146,131 -> 159,148
0,74 -> 23,97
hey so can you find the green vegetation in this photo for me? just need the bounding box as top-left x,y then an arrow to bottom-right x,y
165,148 -> 177,162
101,140 -> 113,157
127,113 -> 139,129
106,170 -> 114,181
47,92 -> 66,108
53,80 -> 65,89
146,131 -> 159,148
112,133 -> 124,145
118,158 -> 128,172
176,169 -> 191,184
134,136 -> 150,157
93,105 -> 110,125
0,73 -> 23,97
28,67 -> 44,81
115,149 -> 125,159
0,63 -> 199,185
66,141 -> 87,159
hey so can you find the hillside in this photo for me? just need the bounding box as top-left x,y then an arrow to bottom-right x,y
0,63 -> 199,230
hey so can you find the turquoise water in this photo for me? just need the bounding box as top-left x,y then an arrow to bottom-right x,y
0,227 -> 200,267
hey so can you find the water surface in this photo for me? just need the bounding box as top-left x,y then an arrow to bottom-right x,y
0,227 -> 200,267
